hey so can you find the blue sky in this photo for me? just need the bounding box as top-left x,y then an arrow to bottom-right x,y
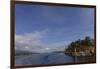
15,4 -> 94,52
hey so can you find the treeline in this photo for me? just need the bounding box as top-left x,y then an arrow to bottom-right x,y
15,52 -> 33,56
65,36 -> 95,56
15,50 -> 34,56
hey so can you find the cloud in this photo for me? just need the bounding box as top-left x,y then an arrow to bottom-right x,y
15,30 -> 47,52
15,30 -> 69,53
47,40 -> 71,51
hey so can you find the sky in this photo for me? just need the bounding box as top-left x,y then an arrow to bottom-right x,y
15,3 -> 94,52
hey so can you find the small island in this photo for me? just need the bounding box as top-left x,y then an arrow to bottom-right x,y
64,36 -> 95,57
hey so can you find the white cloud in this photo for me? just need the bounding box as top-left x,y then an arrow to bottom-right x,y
15,30 -> 47,52
47,41 -> 70,51
15,30 -> 69,53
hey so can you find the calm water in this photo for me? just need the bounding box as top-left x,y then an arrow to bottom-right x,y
15,52 -> 95,66
15,52 -> 74,66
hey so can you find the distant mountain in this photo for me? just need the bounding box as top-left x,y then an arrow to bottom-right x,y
52,51 -> 64,53
15,50 -> 39,56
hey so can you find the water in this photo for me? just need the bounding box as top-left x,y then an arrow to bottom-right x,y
15,52 -> 74,66
15,52 -> 95,66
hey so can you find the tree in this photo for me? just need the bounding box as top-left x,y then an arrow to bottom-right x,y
84,36 -> 92,46
64,36 -> 94,56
